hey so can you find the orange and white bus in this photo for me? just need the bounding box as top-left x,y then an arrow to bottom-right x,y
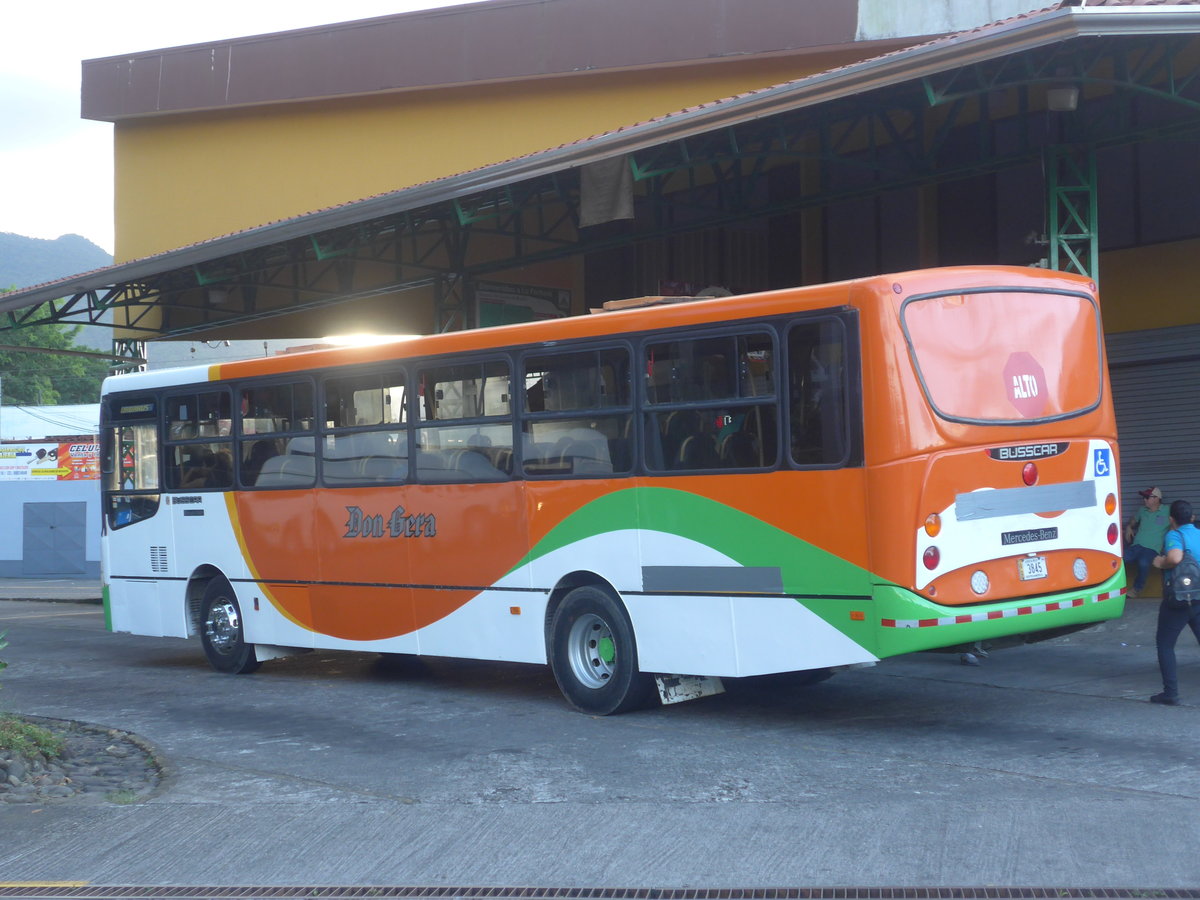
100,265 -> 1126,714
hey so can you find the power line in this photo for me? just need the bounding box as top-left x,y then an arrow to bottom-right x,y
9,404 -> 98,432
0,344 -> 141,363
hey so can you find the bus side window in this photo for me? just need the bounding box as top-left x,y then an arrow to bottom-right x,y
522,348 -> 632,478
237,380 -> 316,488
319,369 -> 409,487
643,333 -> 776,473
240,382 -> 313,435
165,391 -> 234,490
416,361 -> 512,483
788,319 -> 849,466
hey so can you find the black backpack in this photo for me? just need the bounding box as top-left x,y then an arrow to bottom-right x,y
1166,529 -> 1200,608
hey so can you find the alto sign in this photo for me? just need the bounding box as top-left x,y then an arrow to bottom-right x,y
1003,351 -> 1048,418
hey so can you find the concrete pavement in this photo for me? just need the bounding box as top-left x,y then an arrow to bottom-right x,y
2,584 -> 1199,888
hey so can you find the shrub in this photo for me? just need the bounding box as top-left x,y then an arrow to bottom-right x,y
0,715 -> 65,761
0,631 -> 66,761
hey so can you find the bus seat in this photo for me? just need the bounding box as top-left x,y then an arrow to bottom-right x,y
287,436 -> 316,456
608,437 -> 631,472
416,449 -> 456,483
568,451 -> 613,476
322,456 -> 360,485
677,434 -> 719,470
256,454 -> 315,486
558,438 -> 612,475
242,440 -> 279,485
359,455 -> 404,481
490,448 -> 513,474
556,428 -> 610,461
451,448 -> 503,480
355,431 -> 400,457
661,410 -> 698,464
721,431 -> 758,467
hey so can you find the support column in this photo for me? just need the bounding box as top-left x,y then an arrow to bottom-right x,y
111,338 -> 147,374
434,273 -> 470,333
1046,145 -> 1099,282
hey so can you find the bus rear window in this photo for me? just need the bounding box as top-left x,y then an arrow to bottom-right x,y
901,288 -> 1103,425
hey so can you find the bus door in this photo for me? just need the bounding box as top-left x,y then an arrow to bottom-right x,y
101,394 -> 173,634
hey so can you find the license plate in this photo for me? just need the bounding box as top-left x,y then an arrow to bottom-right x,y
1019,556 -> 1048,581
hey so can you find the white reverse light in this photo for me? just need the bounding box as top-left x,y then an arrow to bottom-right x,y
970,570 -> 990,595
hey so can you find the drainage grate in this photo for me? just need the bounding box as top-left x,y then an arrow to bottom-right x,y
1,888 -> 1198,900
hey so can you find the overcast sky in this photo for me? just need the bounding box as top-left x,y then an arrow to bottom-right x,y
0,1 -> 478,255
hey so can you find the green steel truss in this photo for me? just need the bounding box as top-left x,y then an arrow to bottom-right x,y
1046,145 -> 1099,280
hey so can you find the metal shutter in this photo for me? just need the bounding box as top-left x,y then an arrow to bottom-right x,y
1107,324 -> 1200,518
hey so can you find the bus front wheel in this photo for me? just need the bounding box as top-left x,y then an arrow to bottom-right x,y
549,585 -> 652,715
200,579 -> 260,675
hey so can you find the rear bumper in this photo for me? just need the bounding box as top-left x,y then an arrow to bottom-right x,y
872,569 -> 1126,657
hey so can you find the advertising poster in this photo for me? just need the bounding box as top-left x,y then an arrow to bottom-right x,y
0,442 -> 101,481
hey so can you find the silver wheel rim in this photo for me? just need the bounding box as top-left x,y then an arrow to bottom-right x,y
567,612 -> 616,689
204,600 -> 241,656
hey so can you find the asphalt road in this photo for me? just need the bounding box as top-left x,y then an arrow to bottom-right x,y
0,595 -> 1198,888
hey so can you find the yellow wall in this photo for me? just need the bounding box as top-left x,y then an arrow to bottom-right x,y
113,51 -> 866,263
1099,238 -> 1200,333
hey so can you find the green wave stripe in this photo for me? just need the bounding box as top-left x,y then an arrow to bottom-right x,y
516,486 -> 870,590
514,486 -> 877,648
513,486 -> 1125,660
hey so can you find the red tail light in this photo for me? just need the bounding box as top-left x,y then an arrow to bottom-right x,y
923,546 -> 940,570
1022,462 -> 1038,485
1107,523 -> 1119,545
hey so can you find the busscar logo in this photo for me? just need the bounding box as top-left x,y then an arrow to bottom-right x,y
344,505 -> 437,539
988,442 -> 1068,461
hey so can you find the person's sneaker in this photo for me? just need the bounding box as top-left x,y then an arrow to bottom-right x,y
1128,589 -> 1140,599
960,652 -> 980,667
1150,692 -> 1180,705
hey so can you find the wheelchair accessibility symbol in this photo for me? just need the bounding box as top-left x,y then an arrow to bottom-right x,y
1094,448 -> 1111,477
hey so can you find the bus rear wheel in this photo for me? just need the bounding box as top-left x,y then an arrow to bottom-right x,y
200,578 -> 260,675
549,585 -> 652,715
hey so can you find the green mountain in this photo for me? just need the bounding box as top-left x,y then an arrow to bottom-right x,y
1,232 -> 114,352
0,232 -> 112,291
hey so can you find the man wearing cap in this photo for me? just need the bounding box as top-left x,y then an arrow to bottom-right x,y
1124,486 -> 1170,598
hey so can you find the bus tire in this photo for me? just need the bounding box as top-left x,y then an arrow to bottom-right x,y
549,585 -> 652,715
199,578 -> 260,675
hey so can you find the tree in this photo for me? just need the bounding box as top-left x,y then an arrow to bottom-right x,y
0,320 -> 112,406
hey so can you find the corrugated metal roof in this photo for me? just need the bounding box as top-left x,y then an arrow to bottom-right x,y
4,1 -> 1200,319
